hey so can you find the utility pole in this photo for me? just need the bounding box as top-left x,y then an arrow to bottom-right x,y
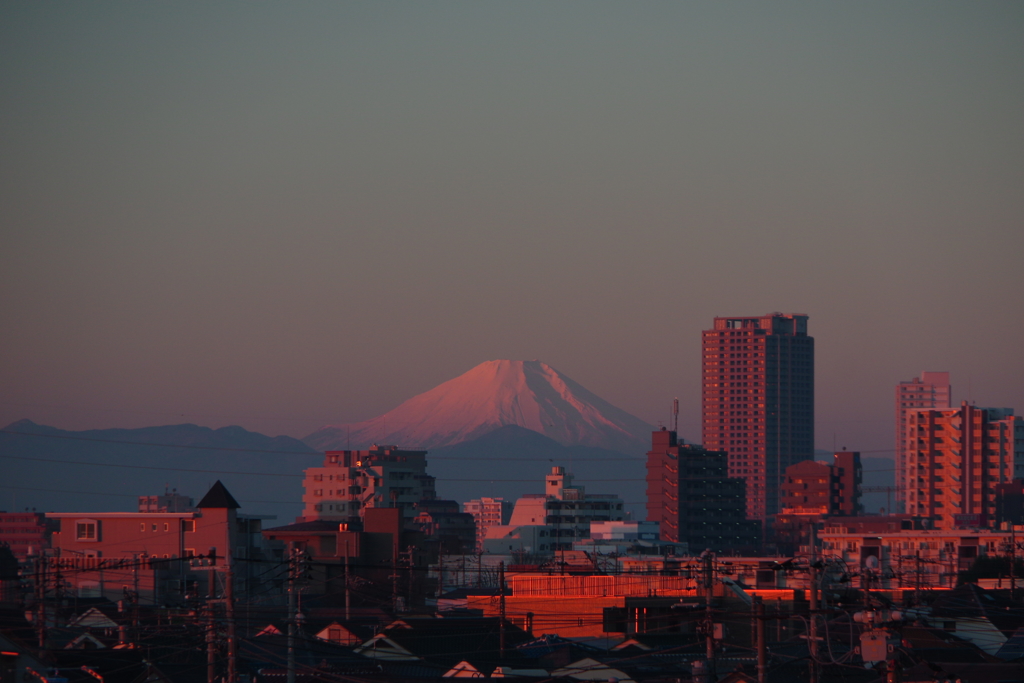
35,556 -> 45,649
702,551 -> 715,679
808,562 -> 819,683
205,598 -> 216,683
226,555 -> 236,683
407,547 -> 414,610
437,547 -> 444,599
1011,523 -> 1017,597
916,551 -> 922,594
498,561 -> 506,659
287,543 -> 296,683
132,554 -> 140,644
754,595 -> 766,683
391,556 -> 400,613
344,539 -> 351,621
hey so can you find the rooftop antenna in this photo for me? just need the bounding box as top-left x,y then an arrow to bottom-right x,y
672,398 -> 679,433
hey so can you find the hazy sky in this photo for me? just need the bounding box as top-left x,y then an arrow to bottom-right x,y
3,2 -> 1023,459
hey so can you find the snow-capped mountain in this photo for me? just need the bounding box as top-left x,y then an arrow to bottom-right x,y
303,360 -> 654,453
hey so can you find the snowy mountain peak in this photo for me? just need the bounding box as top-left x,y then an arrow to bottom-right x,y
303,360 -> 653,453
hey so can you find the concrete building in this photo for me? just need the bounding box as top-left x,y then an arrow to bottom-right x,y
995,479 -> 1024,526
463,497 -> 511,551
300,445 -> 436,524
701,313 -> 814,520
261,507 -> 423,602
0,511 -> 54,560
778,451 -> 862,516
819,518 -> 1023,588
412,499 -> 476,554
904,402 -> 1024,529
46,482 -> 275,604
138,489 -> 196,513
578,521 -> 664,556
895,372 -> 951,513
482,467 -> 624,555
646,429 -> 761,553
772,452 -> 862,554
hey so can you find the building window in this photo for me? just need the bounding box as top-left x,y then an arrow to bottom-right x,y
76,520 -> 97,541
182,520 -> 196,532
140,523 -> 146,532
163,523 -> 169,532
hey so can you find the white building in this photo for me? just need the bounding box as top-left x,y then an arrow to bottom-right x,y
482,467 -> 624,554
463,497 -> 511,551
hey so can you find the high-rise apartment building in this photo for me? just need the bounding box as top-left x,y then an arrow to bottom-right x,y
701,313 -> 814,520
300,445 -> 436,524
905,402 -> 1024,529
646,429 -> 761,553
895,372 -> 951,513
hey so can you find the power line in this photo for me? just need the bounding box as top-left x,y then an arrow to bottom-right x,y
0,429 -> 644,461
0,452 -> 306,477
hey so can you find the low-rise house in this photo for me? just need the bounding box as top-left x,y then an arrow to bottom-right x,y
46,481 -> 275,604
354,617 -> 533,674
926,583 -> 1022,656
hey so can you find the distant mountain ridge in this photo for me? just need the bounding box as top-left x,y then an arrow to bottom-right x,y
303,360 -> 655,453
427,424 -> 647,514
0,419 -> 319,518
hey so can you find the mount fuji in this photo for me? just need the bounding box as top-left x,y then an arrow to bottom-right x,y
303,360 -> 655,453
302,360 -> 658,510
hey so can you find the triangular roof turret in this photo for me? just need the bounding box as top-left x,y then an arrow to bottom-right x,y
197,480 -> 240,509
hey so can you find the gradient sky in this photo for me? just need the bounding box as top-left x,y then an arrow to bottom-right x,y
2,3 -> 1023,461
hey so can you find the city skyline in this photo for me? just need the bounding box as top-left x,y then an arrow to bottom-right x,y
701,312 -> 814,519
3,6 -> 1024,676
2,3 -> 1022,461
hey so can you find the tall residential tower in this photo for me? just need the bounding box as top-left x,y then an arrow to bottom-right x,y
904,402 -> 1023,528
895,372 -> 951,513
701,313 -> 814,520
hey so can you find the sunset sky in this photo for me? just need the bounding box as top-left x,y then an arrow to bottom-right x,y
3,2 -> 1022,458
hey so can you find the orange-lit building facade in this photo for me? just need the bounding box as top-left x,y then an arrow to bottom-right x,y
772,452 -> 862,554
701,313 -> 814,520
895,372 -> 951,513
300,445 -> 436,524
779,451 -> 862,516
905,402 -> 1024,529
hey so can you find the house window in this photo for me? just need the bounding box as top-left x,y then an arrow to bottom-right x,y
140,523 -> 146,532
163,523 -> 169,532
76,520 -> 97,541
182,520 -> 196,532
